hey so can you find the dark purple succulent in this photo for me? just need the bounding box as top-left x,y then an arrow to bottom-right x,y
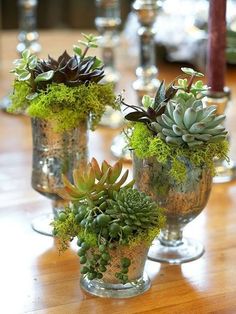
123,81 -> 177,124
33,51 -> 105,90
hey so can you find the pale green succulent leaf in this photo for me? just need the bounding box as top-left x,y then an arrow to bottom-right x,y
182,134 -> 195,142
18,71 -> 31,81
181,67 -> 204,77
142,95 -> 154,108
26,92 -> 38,100
183,107 -> 197,129
22,49 -> 31,60
35,70 -> 54,83
189,122 -> 206,133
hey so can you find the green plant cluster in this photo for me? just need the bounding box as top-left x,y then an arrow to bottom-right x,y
53,159 -> 164,284
8,33 -> 117,131
130,122 -> 229,183
124,67 -> 227,148
122,67 -> 229,182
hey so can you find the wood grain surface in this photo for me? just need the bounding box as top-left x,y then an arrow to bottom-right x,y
0,30 -> 236,314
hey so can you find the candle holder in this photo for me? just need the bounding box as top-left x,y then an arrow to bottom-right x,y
132,0 -> 160,103
204,88 -> 236,183
0,0 -> 41,111
95,0 -> 123,128
111,0 -> 160,159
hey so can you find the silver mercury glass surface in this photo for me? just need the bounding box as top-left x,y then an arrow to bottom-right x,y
204,88 -> 236,183
132,0 -> 160,103
31,118 -> 88,236
133,155 -> 212,264
95,0 -> 123,128
17,0 -> 41,54
95,0 -> 121,86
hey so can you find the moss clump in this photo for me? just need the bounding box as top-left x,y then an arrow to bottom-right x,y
52,211 -> 79,251
9,82 -> 117,132
169,158 -> 187,183
129,123 -> 229,183
8,81 -> 31,114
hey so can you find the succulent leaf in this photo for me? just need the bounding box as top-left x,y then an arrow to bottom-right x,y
91,158 -> 102,180
146,85 -> 227,147
59,159 -> 134,204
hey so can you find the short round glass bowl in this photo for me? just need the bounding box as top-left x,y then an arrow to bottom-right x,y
80,244 -> 151,298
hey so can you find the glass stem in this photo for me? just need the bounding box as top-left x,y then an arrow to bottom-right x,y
52,199 -> 68,219
17,0 -> 41,54
159,227 -> 184,247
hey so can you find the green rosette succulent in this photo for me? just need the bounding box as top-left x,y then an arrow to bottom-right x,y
53,158 -> 165,284
105,189 -> 162,232
150,96 -> 227,147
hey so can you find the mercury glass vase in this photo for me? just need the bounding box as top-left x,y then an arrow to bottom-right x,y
80,244 -> 150,298
31,118 -> 88,236
133,155 -> 212,264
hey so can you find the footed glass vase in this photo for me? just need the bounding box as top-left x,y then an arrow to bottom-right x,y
80,244 -> 150,298
133,155 -> 212,264
31,118 -> 88,236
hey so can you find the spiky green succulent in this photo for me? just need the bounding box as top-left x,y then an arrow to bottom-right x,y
58,158 -> 135,202
105,189 -> 162,233
150,96 -> 227,147
53,158 -> 164,284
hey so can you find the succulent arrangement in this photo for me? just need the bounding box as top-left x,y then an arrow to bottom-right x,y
8,33 -> 118,131
122,68 -> 229,182
53,158 -> 164,284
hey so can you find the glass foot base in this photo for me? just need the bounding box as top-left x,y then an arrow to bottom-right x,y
213,159 -> 236,183
31,213 -> 54,237
148,238 -> 204,264
80,272 -> 151,298
110,134 -> 131,161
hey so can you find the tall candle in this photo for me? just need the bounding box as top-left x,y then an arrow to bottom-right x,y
207,0 -> 227,92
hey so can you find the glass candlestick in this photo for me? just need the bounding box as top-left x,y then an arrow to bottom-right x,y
132,0 -> 160,103
95,0 -> 121,85
17,0 -> 41,54
111,0 -> 160,160
95,0 -> 123,128
204,88 -> 236,183
0,0 -> 41,111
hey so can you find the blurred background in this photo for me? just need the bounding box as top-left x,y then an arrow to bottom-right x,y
1,0 -> 236,69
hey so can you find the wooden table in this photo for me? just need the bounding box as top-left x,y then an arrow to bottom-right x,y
0,30 -> 236,314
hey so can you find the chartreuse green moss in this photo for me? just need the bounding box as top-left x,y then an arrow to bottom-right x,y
8,81 -> 31,113
129,123 -> 229,183
8,82 -> 117,132
52,211 -> 79,251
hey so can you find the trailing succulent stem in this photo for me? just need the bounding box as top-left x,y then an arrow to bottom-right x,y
53,159 -> 164,284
